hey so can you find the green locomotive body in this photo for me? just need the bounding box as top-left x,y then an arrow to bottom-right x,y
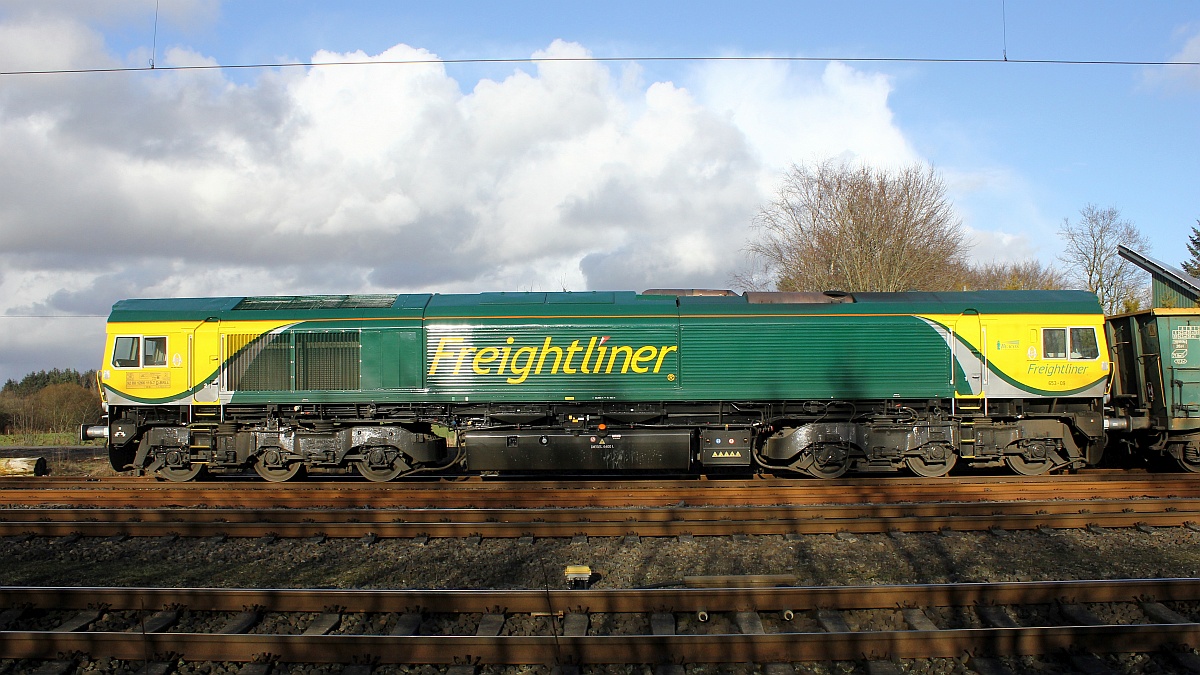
87,289 -> 1111,481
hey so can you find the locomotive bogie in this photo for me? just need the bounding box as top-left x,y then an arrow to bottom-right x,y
121,418 -> 450,482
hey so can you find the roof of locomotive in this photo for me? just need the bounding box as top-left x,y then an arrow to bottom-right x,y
107,289 -> 1103,323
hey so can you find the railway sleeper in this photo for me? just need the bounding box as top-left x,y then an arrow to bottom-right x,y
1,602 -> 1199,670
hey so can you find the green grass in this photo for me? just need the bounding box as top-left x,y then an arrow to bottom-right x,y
0,432 -> 100,447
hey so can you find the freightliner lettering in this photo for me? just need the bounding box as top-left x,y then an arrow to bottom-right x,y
429,336 -> 678,384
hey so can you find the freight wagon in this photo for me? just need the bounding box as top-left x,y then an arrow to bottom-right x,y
83,289 -> 1110,481
1106,307 -> 1200,471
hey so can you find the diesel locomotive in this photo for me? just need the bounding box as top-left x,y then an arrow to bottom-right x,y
79,288 -> 1193,482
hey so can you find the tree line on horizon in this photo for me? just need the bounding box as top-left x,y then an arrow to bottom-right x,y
0,369 -> 102,436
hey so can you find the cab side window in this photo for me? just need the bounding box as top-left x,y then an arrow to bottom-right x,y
1070,327 -> 1099,360
112,336 -> 140,368
1043,327 -> 1099,360
143,337 -> 167,367
1042,328 -> 1067,359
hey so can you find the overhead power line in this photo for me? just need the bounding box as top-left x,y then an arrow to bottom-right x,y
2,53 -> 1198,77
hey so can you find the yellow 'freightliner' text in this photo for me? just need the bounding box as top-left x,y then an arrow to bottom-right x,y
429,336 -> 678,384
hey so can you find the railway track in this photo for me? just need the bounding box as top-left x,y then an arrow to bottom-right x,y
4,472 -> 1200,540
4,464 -> 1200,671
2,579 -> 1200,672
1,471 -> 1198,509
4,496 -> 1200,540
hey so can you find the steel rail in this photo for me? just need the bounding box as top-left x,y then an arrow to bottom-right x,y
0,469 -> 1181,486
2,571 -> 1200,610
4,578 -> 1200,612
2,496 -> 1198,523
1,626 -> 1199,664
3,580 -> 1199,664
0,471 -> 1160,488
2,475 -> 1199,509
0,507 -> 1197,538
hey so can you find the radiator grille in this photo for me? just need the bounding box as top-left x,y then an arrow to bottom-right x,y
296,331 -> 361,391
225,333 -> 291,391
234,295 -> 397,311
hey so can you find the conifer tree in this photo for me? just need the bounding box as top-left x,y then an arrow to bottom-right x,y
1183,220 -> 1200,277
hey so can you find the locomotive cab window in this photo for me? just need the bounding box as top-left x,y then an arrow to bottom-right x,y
1042,327 -> 1098,360
1042,329 -> 1067,359
1069,327 -> 1099,360
112,336 -> 168,368
143,336 -> 168,367
112,336 -> 140,368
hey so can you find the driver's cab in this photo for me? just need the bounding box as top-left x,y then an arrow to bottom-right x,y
101,330 -> 187,400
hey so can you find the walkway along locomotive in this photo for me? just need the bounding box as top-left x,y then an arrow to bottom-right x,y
79,288 -> 1189,482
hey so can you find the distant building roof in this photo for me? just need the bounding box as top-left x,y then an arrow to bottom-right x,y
1118,245 -> 1200,309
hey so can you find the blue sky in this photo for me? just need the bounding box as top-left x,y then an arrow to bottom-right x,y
0,1 -> 1197,381
74,0 -> 1200,260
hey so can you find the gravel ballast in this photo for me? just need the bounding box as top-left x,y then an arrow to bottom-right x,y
2,526 -> 1198,590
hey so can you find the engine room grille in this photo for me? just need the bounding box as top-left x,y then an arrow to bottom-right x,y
223,331 -> 362,391
233,295 -> 397,311
225,333 -> 290,391
296,331 -> 361,391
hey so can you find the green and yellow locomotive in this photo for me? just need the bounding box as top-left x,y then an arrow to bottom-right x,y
84,289 -> 1111,481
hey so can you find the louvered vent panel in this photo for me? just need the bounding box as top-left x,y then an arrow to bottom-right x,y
226,333 -> 290,391
296,331 -> 361,391
234,295 -> 397,310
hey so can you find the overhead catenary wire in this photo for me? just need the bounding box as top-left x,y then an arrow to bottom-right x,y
2,53 -> 1198,78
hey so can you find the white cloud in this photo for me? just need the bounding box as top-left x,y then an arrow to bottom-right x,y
943,166 -> 1057,264
0,16 -> 920,380
694,59 -> 920,175
0,1 -> 220,34
1142,26 -> 1200,91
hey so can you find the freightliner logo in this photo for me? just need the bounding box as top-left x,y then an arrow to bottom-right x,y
429,336 -> 678,384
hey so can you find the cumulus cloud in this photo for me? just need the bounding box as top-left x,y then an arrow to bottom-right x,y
1141,25 -> 1200,91
694,59 -> 920,174
943,166 -> 1053,264
0,13 -> 922,380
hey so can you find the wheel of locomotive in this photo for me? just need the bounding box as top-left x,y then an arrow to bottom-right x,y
1005,441 -> 1053,476
1175,442 -> 1200,473
807,443 -> 850,479
156,449 -> 204,482
905,444 -> 957,477
355,446 -> 411,482
253,447 -> 303,482
158,463 -> 203,482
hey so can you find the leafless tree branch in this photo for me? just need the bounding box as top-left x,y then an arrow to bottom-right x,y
738,161 -> 970,292
1057,204 -> 1151,313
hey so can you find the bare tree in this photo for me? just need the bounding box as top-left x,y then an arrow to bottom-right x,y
738,161 -> 970,293
32,383 -> 103,434
1057,204 -> 1151,314
0,391 -> 37,434
962,259 -> 1066,291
